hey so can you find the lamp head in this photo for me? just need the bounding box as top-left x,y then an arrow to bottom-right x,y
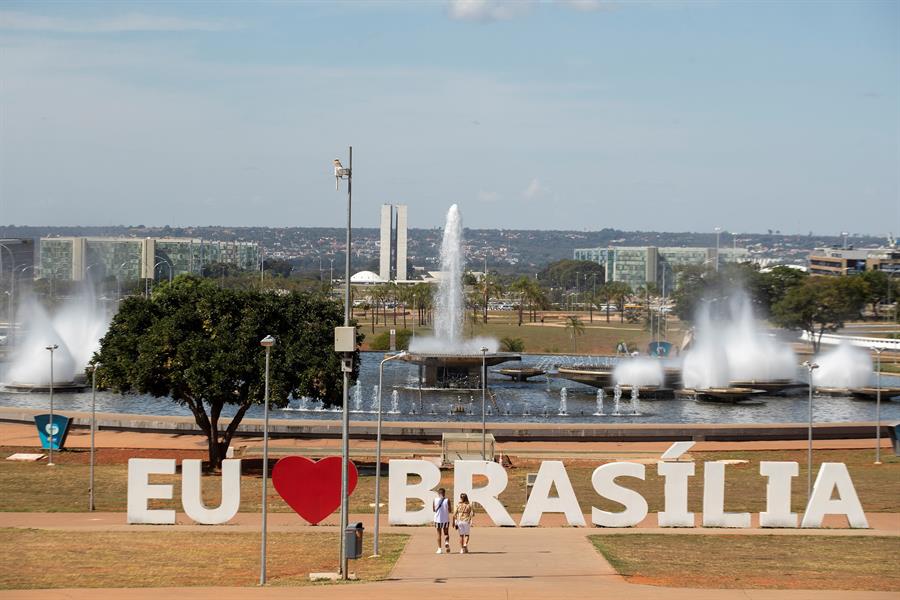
45,344 -> 58,351
260,335 -> 276,348
480,346 -> 489,353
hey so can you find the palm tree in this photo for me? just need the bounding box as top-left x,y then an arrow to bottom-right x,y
564,315 -> 585,353
479,274 -> 503,323
525,280 -> 549,323
509,276 -> 531,326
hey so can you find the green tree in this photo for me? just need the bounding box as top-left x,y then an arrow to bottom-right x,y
772,276 -> 867,351
564,315 -> 586,353
479,274 -> 503,323
605,281 -> 632,323
500,336 -> 525,352
538,259 -> 605,289
92,276 -> 359,469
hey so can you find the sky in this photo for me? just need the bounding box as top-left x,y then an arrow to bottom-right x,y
0,0 -> 897,235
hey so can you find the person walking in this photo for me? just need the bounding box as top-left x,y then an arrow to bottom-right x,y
453,492 -> 475,553
433,487 -> 451,554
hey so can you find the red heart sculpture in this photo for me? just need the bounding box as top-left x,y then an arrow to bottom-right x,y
272,456 -> 358,525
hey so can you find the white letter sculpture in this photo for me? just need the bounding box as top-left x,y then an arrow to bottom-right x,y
657,461 -> 694,527
520,460 -> 585,527
759,461 -> 798,528
389,459 -> 442,525
127,458 -> 176,524
591,462 -> 648,527
801,463 -> 868,528
181,459 -> 242,525
453,460 -> 516,527
703,461 -> 750,528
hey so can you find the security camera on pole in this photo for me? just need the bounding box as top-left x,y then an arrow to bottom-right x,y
333,148 -> 356,580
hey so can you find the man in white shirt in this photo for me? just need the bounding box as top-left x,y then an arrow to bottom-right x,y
433,487 -> 451,554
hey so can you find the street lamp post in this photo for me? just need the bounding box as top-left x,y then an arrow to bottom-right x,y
374,351 -> 407,557
802,360 -> 819,501
259,334 -> 275,585
89,363 -> 98,510
481,346 -> 489,460
714,227 -> 722,273
334,148 -> 353,579
46,344 -> 59,466
873,347 -> 884,465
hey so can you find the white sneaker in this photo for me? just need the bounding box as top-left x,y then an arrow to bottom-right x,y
436,548 -> 442,554
459,549 -> 464,554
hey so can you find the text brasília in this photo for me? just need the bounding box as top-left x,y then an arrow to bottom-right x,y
127,456 -> 868,529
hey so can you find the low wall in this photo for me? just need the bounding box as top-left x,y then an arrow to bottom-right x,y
0,406 -> 888,443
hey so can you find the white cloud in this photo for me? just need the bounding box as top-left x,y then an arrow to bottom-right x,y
0,11 -> 237,33
558,0 -> 612,12
523,178 -> 548,199
447,0 -> 533,22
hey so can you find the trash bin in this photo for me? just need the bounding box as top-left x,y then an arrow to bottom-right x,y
33,414 -> 72,450
344,522 -> 364,560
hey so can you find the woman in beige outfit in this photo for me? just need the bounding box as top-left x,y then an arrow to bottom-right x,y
453,493 -> 475,553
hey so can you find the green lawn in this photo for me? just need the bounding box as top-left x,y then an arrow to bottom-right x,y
591,534 -> 900,591
0,528 -> 408,589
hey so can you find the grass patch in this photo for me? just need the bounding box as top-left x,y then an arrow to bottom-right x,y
2,448 -> 897,515
590,534 -> 900,591
356,309 -> 684,355
0,528 -> 408,589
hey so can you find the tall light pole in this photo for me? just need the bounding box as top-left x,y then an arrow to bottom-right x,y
334,148 -> 353,579
259,334 -> 275,585
481,346 -> 489,460
802,360 -> 819,501
374,350 -> 407,557
89,363 -> 98,510
714,227 -> 722,273
46,344 -> 59,466
873,347 -> 884,465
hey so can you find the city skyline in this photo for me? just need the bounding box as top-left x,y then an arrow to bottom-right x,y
1,1 -> 897,234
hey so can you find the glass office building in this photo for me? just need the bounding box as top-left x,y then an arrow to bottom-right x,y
574,245 -> 750,292
39,237 -> 260,281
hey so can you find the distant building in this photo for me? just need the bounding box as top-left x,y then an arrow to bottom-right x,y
38,237 -> 260,281
573,246 -> 750,293
0,238 -> 36,280
379,204 -> 408,281
807,247 -> 900,276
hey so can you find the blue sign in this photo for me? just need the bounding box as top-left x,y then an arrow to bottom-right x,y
34,414 -> 72,450
648,341 -> 673,357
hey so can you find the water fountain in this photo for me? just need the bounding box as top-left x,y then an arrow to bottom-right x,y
403,204 -> 520,387
558,387 -> 568,416
630,386 -> 641,415
680,293 -> 795,401
612,384 -> 622,416
2,287 -> 110,392
352,385 -> 363,412
369,385 -> 379,413
593,388 -> 605,416
389,389 -> 400,414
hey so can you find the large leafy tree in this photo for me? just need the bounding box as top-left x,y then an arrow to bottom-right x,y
93,276 -> 359,469
772,276 -> 867,351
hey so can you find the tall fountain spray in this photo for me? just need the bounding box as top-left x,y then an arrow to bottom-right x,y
682,292 -> 796,389
4,287 -> 110,388
408,204 -> 498,355
434,204 -> 464,347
